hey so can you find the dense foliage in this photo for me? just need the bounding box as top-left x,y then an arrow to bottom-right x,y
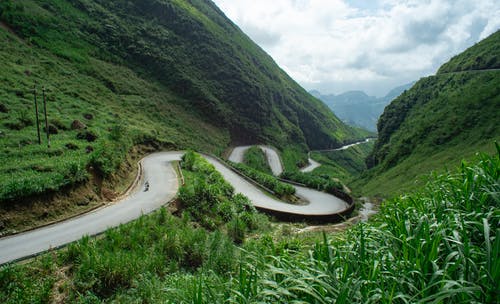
242,146 -> 272,174
1,145 -> 498,303
0,0 -> 363,151
281,170 -> 344,194
179,151 -> 263,238
438,30 -> 500,73
230,162 -> 295,197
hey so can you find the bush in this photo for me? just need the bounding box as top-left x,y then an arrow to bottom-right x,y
281,170 -> 343,194
179,152 -> 260,238
76,130 -> 98,142
231,162 -> 295,197
242,146 -> 272,174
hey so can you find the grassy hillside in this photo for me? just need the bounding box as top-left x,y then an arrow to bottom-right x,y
0,0 -> 362,149
361,30 -> 500,196
1,147 -> 497,303
310,140 -> 375,181
0,0 -> 364,229
438,30 -> 500,73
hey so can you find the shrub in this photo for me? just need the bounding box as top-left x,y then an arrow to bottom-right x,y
76,130 -> 98,142
231,162 -> 295,197
281,170 -> 343,194
179,152 -> 261,237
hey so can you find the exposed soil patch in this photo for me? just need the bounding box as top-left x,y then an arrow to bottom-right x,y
0,145 -> 156,237
0,21 -> 17,37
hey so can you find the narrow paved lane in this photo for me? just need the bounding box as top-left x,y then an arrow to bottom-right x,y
300,157 -> 321,173
207,155 -> 348,215
301,138 -> 375,172
228,145 -> 283,175
0,152 -> 181,265
1,149 -> 351,265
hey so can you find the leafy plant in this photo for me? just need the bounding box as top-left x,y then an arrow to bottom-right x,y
231,162 -> 295,197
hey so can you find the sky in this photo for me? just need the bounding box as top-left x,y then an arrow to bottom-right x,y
211,0 -> 500,97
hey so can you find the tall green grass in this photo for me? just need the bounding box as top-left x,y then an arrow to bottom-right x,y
1,148 -> 497,303
220,147 -> 499,303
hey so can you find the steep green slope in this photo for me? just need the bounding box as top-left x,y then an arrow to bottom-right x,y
361,30 -> 500,196
0,0 -> 361,150
438,30 -> 500,73
0,0 -> 362,204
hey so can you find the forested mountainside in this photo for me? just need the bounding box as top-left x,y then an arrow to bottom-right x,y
359,30 -> 500,195
0,0 -> 362,150
0,0 -> 364,203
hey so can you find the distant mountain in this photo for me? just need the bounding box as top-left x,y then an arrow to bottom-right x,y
313,83 -> 414,132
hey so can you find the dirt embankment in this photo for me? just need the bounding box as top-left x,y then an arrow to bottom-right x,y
0,145 -> 158,237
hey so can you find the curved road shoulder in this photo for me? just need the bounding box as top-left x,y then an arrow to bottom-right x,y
0,149 -> 352,265
0,152 -> 181,265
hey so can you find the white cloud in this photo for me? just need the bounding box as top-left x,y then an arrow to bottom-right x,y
212,0 -> 500,96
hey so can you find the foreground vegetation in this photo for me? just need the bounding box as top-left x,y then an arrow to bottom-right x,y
3,147 -> 497,303
179,151 -> 266,239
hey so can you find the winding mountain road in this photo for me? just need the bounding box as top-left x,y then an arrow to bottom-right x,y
228,145 -> 283,175
0,152 -> 181,265
300,138 -> 375,172
301,157 -> 321,173
0,148 -> 350,265
208,154 -> 348,215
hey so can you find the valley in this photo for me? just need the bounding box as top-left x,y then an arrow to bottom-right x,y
0,0 -> 498,303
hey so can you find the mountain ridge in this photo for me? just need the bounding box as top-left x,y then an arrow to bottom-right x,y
312,82 -> 414,132
358,30 -> 500,196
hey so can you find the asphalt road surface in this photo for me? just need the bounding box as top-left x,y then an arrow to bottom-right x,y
1,150 -> 349,265
0,152 -> 181,265
300,158 -> 321,173
228,145 -> 283,175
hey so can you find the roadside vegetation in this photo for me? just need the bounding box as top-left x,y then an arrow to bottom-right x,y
281,146 -> 309,171
242,146 -> 272,174
1,146 -> 498,303
230,162 -> 295,197
179,151 -> 267,238
281,170 -> 344,194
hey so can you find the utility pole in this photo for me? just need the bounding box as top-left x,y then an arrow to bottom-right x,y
42,86 -> 50,148
33,85 -> 41,145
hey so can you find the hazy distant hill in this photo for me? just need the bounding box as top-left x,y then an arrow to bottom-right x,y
312,82 -> 414,132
